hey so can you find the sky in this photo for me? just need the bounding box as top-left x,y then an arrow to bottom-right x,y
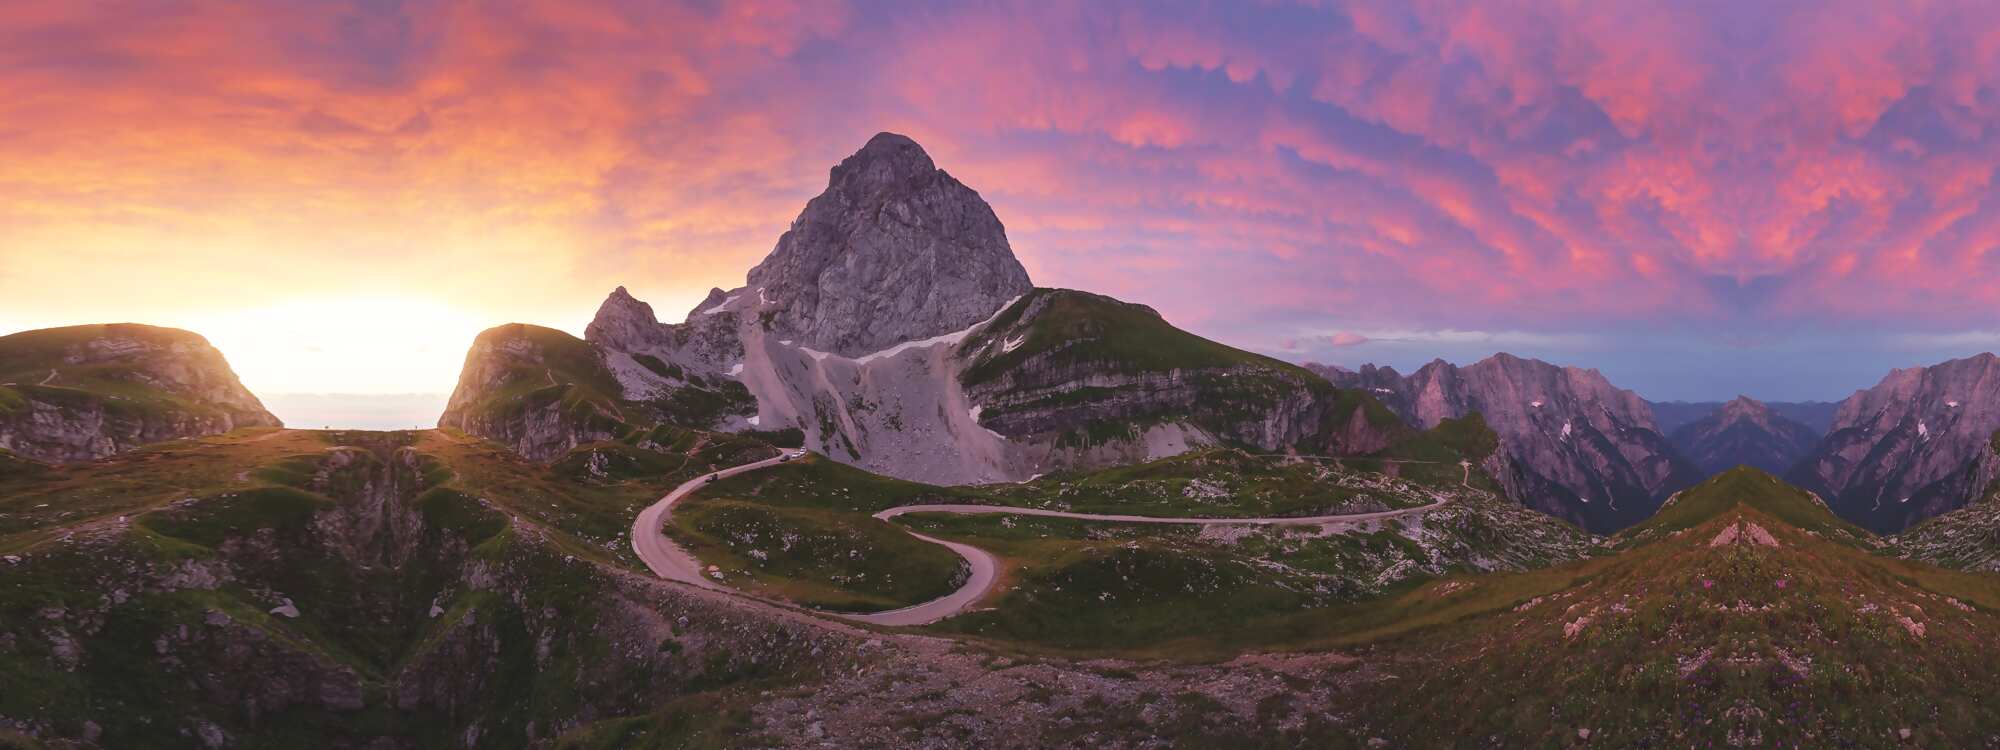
10,1 -> 2000,426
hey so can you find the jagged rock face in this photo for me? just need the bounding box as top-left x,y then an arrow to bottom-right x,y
1670,396 -> 1821,477
1887,433 -> 2000,569
740,132 -> 1033,357
1317,354 -> 1700,533
1788,353 -> 2000,532
0,324 -> 280,463
437,324 -> 628,461
461,134 -> 1405,481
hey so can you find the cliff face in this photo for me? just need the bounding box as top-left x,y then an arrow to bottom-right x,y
436,324 -> 637,461
452,133 -> 1410,482
742,132 -> 1033,357
1668,396 -> 1820,477
1788,353 -> 2000,532
1316,354 -> 1700,532
0,324 -> 280,463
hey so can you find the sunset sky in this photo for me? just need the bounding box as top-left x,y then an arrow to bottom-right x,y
10,1 -> 2000,426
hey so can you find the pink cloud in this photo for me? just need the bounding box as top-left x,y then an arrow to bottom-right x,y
16,0 -> 2000,347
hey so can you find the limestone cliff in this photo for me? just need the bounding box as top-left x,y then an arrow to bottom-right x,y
0,324 -> 280,463
743,132 -> 1033,357
1314,354 -> 1700,532
1788,353 -> 2000,532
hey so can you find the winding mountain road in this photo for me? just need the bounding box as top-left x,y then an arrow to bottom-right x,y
632,453 -> 1464,627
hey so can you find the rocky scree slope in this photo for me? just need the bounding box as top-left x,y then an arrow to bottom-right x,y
1668,396 -> 1820,477
0,324 -> 279,463
1313,355 -> 1701,533
449,133 -> 1412,484
1787,353 -> 2000,533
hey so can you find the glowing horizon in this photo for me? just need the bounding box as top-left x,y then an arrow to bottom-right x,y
14,0 -> 2000,422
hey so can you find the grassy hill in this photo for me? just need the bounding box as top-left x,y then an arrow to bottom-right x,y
958,288 -> 1409,457
1334,467 -> 2000,745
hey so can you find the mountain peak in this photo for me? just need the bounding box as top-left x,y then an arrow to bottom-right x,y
1719,395 -> 1768,418
584,285 -> 663,351
834,131 -> 936,185
742,131 -> 1033,356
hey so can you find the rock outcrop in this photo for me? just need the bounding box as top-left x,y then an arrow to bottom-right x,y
449,133 -> 1413,482
1669,396 -> 1820,477
436,324 -> 645,461
0,324 -> 280,463
1788,353 -> 2000,532
740,132 -> 1033,357
1314,354 -> 1701,532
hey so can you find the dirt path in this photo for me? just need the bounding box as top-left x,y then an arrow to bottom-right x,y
635,454 -> 1459,627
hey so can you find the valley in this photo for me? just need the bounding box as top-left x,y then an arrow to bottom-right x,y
15,131 -> 2000,748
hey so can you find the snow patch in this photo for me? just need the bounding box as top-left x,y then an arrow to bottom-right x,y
1948,401 -> 1961,408
1002,335 -> 1026,353
1530,400 -> 1544,408
726,362 -> 744,376
747,415 -> 761,427
805,296 -> 1025,366
699,294 -> 742,315
1560,421 -> 1572,441
1918,421 -> 1930,440
757,287 -> 774,306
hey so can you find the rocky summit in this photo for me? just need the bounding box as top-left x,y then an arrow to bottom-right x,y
1314,354 -> 1701,533
0,324 -> 280,463
741,132 -> 1033,357
443,134 -> 1415,486
1788,352 -> 2000,532
1669,395 -> 1820,477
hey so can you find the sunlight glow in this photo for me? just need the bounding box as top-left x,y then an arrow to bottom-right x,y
174,296 -> 513,397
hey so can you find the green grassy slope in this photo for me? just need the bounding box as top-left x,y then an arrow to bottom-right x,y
0,426 -> 814,748
672,422 -> 1591,653
1335,467 -> 2000,746
959,289 -> 1409,455
0,324 -> 265,426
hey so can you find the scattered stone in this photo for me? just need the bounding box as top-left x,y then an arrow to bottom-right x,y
1563,615 -> 1593,639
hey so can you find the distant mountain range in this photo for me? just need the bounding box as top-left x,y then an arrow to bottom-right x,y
1310,358 -> 1700,533
1649,399 -> 1840,435
1666,396 -> 1820,477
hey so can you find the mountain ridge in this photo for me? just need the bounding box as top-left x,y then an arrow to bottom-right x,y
1668,395 -> 1820,477
1310,354 -> 1701,532
443,134 -> 1418,485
